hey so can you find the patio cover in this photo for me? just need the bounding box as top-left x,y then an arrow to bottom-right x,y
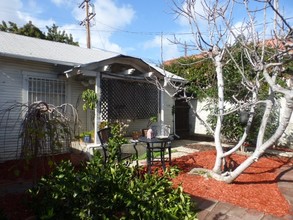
64,54 -> 187,82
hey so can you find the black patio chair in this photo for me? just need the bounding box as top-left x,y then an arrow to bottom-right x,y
149,125 -> 173,166
97,127 -> 134,164
149,139 -> 173,166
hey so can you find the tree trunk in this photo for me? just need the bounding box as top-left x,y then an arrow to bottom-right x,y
213,54 -> 225,174
222,96 -> 293,183
256,99 -> 273,149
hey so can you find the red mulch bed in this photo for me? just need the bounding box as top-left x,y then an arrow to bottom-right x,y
172,150 -> 293,217
0,150 -> 293,219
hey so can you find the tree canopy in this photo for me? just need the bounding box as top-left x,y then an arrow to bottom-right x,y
0,21 -> 79,46
162,0 -> 293,183
164,39 -> 291,103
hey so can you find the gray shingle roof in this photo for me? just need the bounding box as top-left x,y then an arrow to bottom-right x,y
0,31 -> 119,66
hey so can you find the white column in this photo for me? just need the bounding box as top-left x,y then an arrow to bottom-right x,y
94,72 -> 101,144
160,89 -> 164,126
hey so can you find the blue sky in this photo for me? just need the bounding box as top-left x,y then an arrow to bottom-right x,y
1,0 -> 292,65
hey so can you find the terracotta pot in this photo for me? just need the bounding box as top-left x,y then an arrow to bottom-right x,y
132,131 -> 140,140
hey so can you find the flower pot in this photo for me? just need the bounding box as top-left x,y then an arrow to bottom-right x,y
132,131 -> 140,140
83,134 -> 91,143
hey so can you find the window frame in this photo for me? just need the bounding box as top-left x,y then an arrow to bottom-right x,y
23,72 -> 66,106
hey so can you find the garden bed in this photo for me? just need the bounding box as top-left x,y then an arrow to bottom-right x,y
0,152 -> 89,219
0,147 -> 293,219
171,149 -> 293,217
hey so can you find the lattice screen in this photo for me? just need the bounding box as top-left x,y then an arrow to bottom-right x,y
100,78 -> 158,120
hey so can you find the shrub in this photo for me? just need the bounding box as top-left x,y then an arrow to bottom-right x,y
29,152 -> 197,219
206,104 -> 279,144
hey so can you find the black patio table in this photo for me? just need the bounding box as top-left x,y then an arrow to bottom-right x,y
137,136 -> 173,174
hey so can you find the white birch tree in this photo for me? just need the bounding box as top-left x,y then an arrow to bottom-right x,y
161,0 -> 293,183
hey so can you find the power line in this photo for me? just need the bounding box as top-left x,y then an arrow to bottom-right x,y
66,16 -> 293,37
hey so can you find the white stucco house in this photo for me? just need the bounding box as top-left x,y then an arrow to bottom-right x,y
0,31 -> 189,162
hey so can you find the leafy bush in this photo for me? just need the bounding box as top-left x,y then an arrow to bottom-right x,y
29,153 -> 197,219
206,106 -> 244,142
107,122 -> 129,162
207,104 -> 279,144
82,89 -> 98,111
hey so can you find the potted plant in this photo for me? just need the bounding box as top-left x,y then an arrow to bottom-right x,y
79,130 -> 94,143
141,115 -> 158,137
131,131 -> 141,140
99,121 -> 108,130
80,89 -> 98,143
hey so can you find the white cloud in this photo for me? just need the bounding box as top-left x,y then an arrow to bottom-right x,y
17,12 -> 56,30
27,0 -> 43,13
0,0 -> 24,24
62,23 -> 123,53
50,0 -> 73,8
0,0 -> 53,27
95,0 -> 134,28
72,0 -> 135,30
175,0 -> 205,28
143,35 -> 181,61
51,0 -> 63,7
0,0 -> 135,55
69,0 -> 135,53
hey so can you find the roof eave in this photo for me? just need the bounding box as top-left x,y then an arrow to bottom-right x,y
0,52 -> 79,67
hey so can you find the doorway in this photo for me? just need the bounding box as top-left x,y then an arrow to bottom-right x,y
174,100 -> 190,138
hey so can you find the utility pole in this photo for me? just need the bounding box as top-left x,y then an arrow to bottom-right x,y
79,0 -> 96,49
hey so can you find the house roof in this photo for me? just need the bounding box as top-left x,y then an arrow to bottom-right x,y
67,55 -> 187,82
0,31 -> 118,66
0,31 -> 186,82
148,63 -> 187,82
164,53 -> 209,66
164,38 -> 293,66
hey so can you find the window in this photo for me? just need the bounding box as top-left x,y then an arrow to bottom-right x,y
28,77 -> 65,106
